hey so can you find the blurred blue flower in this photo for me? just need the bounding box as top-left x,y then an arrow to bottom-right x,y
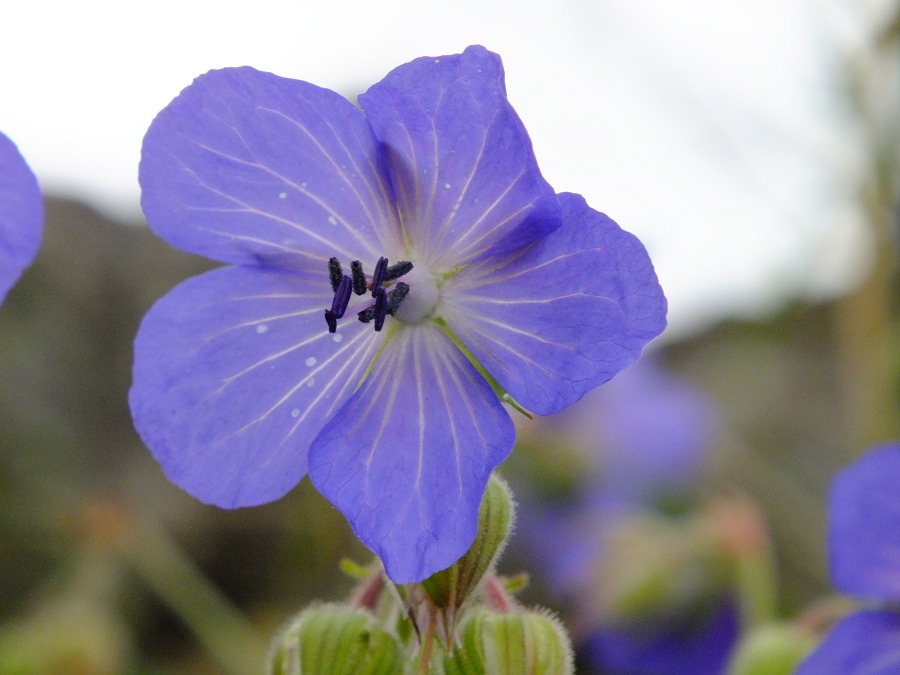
796,443 -> 900,674
129,46 -> 666,582
566,359 -> 720,502
581,599 -> 740,675
512,361 -> 737,674
516,361 -> 720,580
0,131 -> 42,304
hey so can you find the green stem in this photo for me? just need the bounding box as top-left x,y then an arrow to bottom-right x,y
119,515 -> 268,675
433,317 -> 531,418
735,547 -> 779,629
833,17 -> 900,450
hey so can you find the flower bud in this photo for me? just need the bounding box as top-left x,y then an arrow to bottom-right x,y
268,603 -> 404,675
444,609 -> 574,675
422,474 -> 514,613
591,513 -> 731,627
726,623 -> 815,675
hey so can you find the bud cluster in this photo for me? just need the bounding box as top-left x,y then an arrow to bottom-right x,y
268,475 -> 575,674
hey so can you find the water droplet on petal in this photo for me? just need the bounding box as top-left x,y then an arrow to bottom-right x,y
332,333 -> 343,343
291,408 -> 300,418
305,356 -> 317,367
306,378 -> 315,388
278,191 -> 287,199
256,324 -> 268,334
444,182 -> 451,189
328,216 -> 338,226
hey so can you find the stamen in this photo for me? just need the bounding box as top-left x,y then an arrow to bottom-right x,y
373,288 -> 388,331
387,282 -> 410,315
356,288 -> 391,330
328,257 -> 343,293
350,260 -> 367,296
324,310 -> 338,333
384,261 -> 414,282
330,275 -> 352,319
328,257 -> 414,333
357,305 -> 375,324
371,257 -> 388,297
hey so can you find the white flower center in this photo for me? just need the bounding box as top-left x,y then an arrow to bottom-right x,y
393,266 -> 440,324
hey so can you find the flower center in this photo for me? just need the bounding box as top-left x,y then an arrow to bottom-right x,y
323,256 -> 414,333
391,266 -> 440,324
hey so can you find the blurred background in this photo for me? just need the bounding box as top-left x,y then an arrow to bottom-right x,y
1,0 -> 898,673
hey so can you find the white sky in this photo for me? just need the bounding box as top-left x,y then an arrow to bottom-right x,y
0,0 -> 880,337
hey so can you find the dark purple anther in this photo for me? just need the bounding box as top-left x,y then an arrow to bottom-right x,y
357,305 -> 375,324
330,275 -> 352,319
373,288 -> 388,331
324,310 -> 338,334
328,257 -> 343,293
387,282 -> 410,315
330,256 -> 412,333
350,260 -> 367,296
371,256 -> 388,297
384,261 -> 413,282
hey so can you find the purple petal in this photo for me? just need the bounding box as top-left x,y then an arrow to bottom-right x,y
308,323 -> 515,582
442,192 -> 666,416
829,443 -> 900,599
795,611 -> 900,675
130,266 -> 382,507
140,67 -> 402,271
358,45 -> 561,268
0,131 -> 42,304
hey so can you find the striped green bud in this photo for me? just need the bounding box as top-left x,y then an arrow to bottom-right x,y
268,603 -> 405,675
422,475 -> 514,614
444,609 -> 574,675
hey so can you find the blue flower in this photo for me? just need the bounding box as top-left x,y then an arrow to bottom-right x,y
796,443 -> 900,674
0,131 -> 42,304
512,362 -> 734,674
554,359 -> 720,502
513,360 -> 720,585
581,599 -> 740,675
130,46 -> 666,582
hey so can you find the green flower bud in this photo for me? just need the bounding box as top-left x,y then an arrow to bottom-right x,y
726,623 -> 815,675
421,475 -> 514,614
593,513 -> 731,627
444,609 -> 574,675
269,603 -> 405,675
